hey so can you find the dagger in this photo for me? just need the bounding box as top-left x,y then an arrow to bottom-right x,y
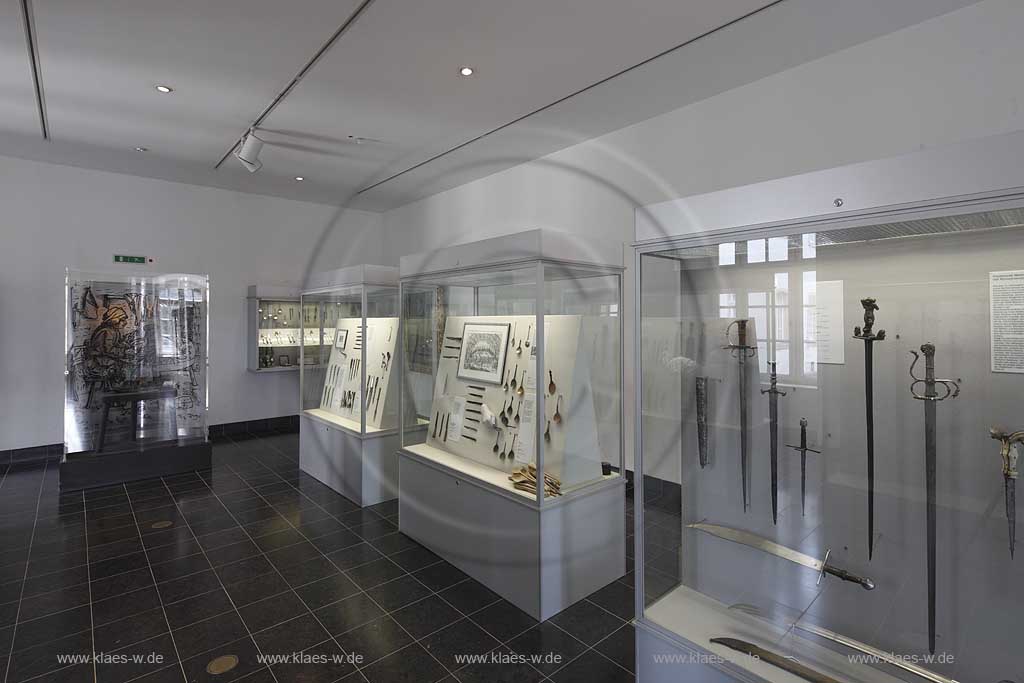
786,418 -> 821,516
989,427 -> 1023,558
729,604 -> 960,683
761,362 -> 787,524
853,297 -> 885,560
696,377 -> 710,469
710,637 -> 843,683
688,522 -> 875,590
723,320 -> 757,511
909,342 -> 960,654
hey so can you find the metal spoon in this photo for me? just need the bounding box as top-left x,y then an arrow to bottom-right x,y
524,324 -> 532,348
500,399 -> 509,426
510,322 -> 517,347
544,420 -> 551,443
552,395 -> 563,424
548,370 -> 556,395
514,398 -> 522,425
516,336 -> 523,355
493,430 -> 501,453
499,434 -> 507,459
503,368 -> 510,393
507,434 -> 517,460
509,364 -> 519,391
506,397 -> 514,417
516,369 -> 526,397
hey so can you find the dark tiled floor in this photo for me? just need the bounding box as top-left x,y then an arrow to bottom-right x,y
0,432 -> 636,683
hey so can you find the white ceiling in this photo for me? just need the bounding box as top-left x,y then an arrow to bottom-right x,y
0,0 -> 980,210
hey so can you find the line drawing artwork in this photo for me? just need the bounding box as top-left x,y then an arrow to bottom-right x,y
65,278 -> 206,453
457,322 -> 510,385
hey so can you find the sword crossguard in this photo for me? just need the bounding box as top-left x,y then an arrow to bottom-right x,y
990,428 -> 1024,479
723,319 -> 757,358
761,361 -> 787,397
909,345 -> 961,401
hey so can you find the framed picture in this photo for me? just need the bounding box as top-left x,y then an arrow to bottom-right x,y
335,328 -> 348,350
457,322 -> 510,385
278,354 -> 291,367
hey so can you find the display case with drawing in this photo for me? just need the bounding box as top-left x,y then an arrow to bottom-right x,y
633,140 -> 1024,683
398,229 -> 625,620
62,270 -> 211,489
298,265 -> 400,506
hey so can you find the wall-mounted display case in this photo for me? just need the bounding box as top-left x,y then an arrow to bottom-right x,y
398,229 -> 625,620
299,265 -> 400,506
62,270 -> 211,489
246,284 -> 303,372
634,144 -> 1024,683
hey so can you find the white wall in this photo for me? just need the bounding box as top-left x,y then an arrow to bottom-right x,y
382,0 -> 1024,470
0,156 -> 384,450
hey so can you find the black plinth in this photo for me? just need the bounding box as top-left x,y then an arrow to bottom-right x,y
59,440 -> 212,491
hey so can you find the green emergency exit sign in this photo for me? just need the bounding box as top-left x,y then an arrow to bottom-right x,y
113,255 -> 148,264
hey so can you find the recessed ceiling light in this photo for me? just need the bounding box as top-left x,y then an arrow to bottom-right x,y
154,85 -> 173,93
459,66 -> 474,77
294,176 -> 304,182
134,146 -> 148,152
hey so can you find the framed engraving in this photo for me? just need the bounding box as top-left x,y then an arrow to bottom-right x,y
334,328 -> 348,350
457,322 -> 510,385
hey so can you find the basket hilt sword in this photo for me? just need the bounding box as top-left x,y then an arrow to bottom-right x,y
989,428 -> 1023,558
853,297 -> 885,559
761,362 -> 786,524
786,417 -> 821,516
909,342 -> 960,655
724,319 -> 757,512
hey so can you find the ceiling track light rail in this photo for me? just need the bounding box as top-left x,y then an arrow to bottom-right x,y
214,0 -> 377,170
19,0 -> 49,140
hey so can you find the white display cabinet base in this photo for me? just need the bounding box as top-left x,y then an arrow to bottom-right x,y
300,414 -> 399,507
636,621 -> 744,683
397,447 -> 625,621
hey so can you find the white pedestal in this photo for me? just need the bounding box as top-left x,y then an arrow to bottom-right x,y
300,413 -> 399,507
397,446 -> 625,621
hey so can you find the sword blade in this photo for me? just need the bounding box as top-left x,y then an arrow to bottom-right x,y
1008,477 -> 1016,559
801,451 -> 807,517
739,356 -> 749,511
924,398 -> 937,654
690,523 -> 824,572
864,341 -> 875,560
710,638 -> 844,683
770,392 -> 779,524
696,377 -> 709,469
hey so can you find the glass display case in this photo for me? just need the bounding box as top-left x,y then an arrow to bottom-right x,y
635,204 -> 1024,682
398,229 -> 625,619
298,265 -> 401,506
63,270 -> 210,488
246,284 -> 303,371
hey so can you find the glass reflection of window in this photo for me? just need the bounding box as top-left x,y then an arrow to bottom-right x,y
803,271 -> 817,375
802,233 -> 817,259
719,293 -> 736,319
768,237 -> 789,262
746,239 -> 766,264
719,242 -> 736,266
157,287 -> 179,359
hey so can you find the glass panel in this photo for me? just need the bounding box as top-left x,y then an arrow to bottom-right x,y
256,299 -> 301,369
364,284 -> 400,432
64,271 -> 208,456
639,210 -> 1024,682
542,263 -> 621,499
300,285 -> 364,432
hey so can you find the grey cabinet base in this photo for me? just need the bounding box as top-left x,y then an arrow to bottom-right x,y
299,415 -> 399,507
60,441 -> 212,491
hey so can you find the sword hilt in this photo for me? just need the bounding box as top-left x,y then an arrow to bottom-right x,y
723,319 -> 757,358
909,344 -> 960,401
761,361 -> 787,396
852,297 -> 886,341
820,549 -> 876,590
990,428 -> 1024,479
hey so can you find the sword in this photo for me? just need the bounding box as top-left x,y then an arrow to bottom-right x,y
909,343 -> 960,654
786,418 -> 821,516
729,604 -> 960,683
688,522 -> 875,590
709,637 -> 843,683
853,297 -> 885,560
989,427 -> 1023,558
696,376 -> 710,468
761,362 -> 787,524
724,320 -> 757,511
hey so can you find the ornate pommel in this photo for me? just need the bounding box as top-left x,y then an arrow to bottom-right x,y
723,319 -> 757,357
990,427 -> 1024,479
853,297 -> 885,340
909,342 -> 960,401
799,417 -> 808,428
